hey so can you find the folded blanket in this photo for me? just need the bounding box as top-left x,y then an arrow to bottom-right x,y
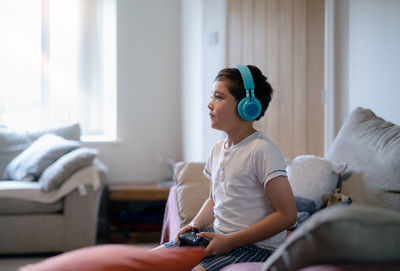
0,164 -> 106,203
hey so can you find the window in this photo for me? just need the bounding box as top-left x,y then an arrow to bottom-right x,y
0,0 -> 116,141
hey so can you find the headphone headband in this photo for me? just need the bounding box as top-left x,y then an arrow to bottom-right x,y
233,65 -> 255,90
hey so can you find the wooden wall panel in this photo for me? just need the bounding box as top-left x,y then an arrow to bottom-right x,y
226,0 -> 324,158
306,0 -> 325,156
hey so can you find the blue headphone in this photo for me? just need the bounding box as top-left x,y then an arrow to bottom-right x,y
234,65 -> 262,120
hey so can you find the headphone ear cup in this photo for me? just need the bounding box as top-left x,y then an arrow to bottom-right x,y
237,97 -> 262,120
237,97 -> 250,120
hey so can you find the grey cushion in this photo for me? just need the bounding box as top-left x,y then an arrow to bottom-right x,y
0,123 -> 81,176
326,107 -> 400,211
0,198 -> 63,215
39,147 -> 98,192
262,205 -> 400,271
2,134 -> 81,181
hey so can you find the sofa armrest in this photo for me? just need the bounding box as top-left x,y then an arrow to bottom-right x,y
63,164 -> 107,251
64,183 -> 106,250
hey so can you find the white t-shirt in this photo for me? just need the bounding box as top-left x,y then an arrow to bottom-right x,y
203,130 -> 287,249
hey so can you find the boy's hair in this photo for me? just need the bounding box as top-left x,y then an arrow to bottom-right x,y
215,65 -> 273,121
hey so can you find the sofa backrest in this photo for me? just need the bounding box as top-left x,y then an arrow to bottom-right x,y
0,123 -> 81,177
326,107 -> 400,211
173,161 -> 210,228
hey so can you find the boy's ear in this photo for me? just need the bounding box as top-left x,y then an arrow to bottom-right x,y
331,162 -> 348,174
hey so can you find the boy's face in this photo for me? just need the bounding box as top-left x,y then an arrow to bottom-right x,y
208,80 -> 242,132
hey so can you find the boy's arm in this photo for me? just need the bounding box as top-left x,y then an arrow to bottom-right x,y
198,176 -> 296,256
191,186 -> 215,229
228,176 -> 297,245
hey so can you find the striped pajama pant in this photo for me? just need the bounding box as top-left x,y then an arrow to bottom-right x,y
165,237 -> 274,271
200,243 -> 273,271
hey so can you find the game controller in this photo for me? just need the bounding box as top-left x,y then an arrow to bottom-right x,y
179,228 -> 210,247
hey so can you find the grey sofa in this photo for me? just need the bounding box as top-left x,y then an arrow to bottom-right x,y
161,107 -> 400,270
0,124 -> 107,255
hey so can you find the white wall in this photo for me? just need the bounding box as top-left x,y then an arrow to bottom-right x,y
347,0 -> 400,125
85,0 -> 227,183
331,0 -> 400,138
200,0 -> 226,160
181,0 -> 226,162
87,0 -> 182,183
181,0 -> 203,162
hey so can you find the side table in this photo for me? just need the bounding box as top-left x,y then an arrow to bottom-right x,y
107,183 -> 171,244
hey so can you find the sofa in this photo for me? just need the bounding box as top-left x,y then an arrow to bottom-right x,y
0,123 -> 107,255
160,107 -> 400,270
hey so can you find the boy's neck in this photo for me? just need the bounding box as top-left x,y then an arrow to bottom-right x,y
225,125 -> 257,148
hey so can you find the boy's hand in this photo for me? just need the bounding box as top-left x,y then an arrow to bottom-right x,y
196,232 -> 234,257
174,222 -> 199,242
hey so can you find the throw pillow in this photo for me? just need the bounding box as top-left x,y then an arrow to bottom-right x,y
18,245 -> 205,271
326,107 -> 400,211
262,205 -> 400,271
39,147 -> 99,192
173,162 -> 210,228
0,123 -> 81,177
2,133 -> 81,181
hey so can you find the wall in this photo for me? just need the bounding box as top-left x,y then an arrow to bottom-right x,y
181,0 -> 203,162
181,0 -> 226,162
347,0 -> 400,125
331,0 -> 400,137
87,0 -> 182,183
87,0 -> 225,183
87,0 -> 400,183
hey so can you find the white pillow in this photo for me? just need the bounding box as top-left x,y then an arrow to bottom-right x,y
0,123 -> 81,177
2,134 -> 81,181
39,147 -> 98,191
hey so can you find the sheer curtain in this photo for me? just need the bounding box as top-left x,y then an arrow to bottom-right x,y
0,0 -> 116,141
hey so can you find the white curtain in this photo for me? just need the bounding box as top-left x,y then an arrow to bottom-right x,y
0,0 -> 116,140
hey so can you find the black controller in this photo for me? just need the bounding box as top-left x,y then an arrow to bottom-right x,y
179,228 -> 210,247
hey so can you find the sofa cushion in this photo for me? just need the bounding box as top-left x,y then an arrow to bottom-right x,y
262,205 -> 400,271
18,245 -> 205,271
39,147 -> 98,192
326,107 -> 400,211
0,197 -> 63,215
0,123 -> 81,176
2,134 -> 81,181
0,165 -> 105,204
173,162 -> 210,228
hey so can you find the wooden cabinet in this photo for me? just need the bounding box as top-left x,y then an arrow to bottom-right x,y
107,183 -> 171,244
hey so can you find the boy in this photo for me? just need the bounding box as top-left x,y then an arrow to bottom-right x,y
171,65 -> 296,271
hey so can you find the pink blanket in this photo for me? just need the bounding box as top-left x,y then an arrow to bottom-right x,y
160,185 -> 180,244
